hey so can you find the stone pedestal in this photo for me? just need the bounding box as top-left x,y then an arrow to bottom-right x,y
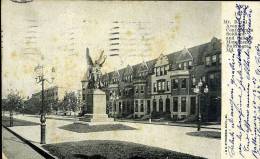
79,89 -> 114,123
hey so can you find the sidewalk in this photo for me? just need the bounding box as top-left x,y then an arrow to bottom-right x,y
8,114 -> 221,159
26,114 -> 221,130
117,119 -> 221,130
2,126 -> 45,159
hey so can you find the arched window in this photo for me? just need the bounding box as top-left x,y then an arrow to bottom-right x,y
159,98 -> 163,112
166,98 -> 170,113
153,99 -> 157,112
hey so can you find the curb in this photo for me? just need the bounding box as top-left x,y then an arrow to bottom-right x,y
117,120 -> 221,130
2,125 -> 58,159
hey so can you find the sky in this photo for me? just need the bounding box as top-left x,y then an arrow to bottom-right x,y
1,0 -> 221,98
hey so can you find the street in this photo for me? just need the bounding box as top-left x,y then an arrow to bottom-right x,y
8,114 -> 221,159
2,126 -> 44,159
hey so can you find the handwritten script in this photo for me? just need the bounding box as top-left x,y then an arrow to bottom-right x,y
224,3 -> 260,159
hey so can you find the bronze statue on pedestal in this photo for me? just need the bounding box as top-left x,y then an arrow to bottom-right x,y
85,48 -> 107,89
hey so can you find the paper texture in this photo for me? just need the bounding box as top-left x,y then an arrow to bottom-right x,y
1,1 -> 259,159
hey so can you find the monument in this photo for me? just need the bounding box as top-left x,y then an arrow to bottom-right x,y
79,48 -> 114,123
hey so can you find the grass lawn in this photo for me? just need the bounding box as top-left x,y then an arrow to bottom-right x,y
186,131 -> 221,139
59,123 -> 137,133
1,116 -> 40,127
43,140 -> 205,159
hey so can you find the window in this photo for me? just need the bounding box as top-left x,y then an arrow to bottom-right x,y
212,55 -> 217,65
206,56 -> 211,66
135,86 -> 139,94
160,67 -> 163,76
172,79 -> 178,89
184,62 -> 187,70
181,97 -> 186,112
153,83 -> 157,92
156,67 -> 160,76
173,97 -> 178,112
188,61 -> 193,67
209,72 -> 220,90
135,100 -> 138,112
140,100 -> 144,112
140,85 -> 144,94
219,54 -> 221,63
178,63 -> 182,69
181,79 -> 187,88
167,81 -> 170,91
162,81 -> 165,91
192,77 -> 196,88
158,82 -> 161,91
210,74 -> 215,79
119,90 -> 121,96
164,66 -> 167,75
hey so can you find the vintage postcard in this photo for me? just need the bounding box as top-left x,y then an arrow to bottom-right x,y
1,1 -> 259,159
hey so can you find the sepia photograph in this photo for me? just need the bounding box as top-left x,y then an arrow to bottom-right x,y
2,1 -> 224,159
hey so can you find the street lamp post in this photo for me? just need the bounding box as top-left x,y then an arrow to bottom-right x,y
35,65 -> 55,144
193,79 -> 209,131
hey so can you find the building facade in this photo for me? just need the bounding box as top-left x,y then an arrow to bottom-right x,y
32,86 -> 66,113
82,37 -> 221,122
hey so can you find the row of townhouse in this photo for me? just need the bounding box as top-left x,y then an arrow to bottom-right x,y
82,37 -> 221,122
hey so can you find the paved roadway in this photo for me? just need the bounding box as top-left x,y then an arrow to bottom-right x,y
10,114 -> 221,159
2,127 -> 44,159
